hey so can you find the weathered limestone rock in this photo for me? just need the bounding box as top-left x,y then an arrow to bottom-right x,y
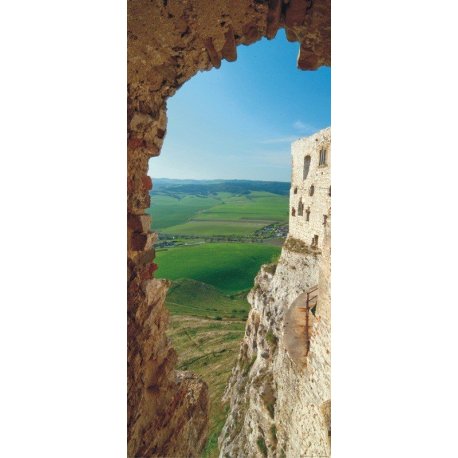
218,243 -> 331,457
127,1 -> 331,456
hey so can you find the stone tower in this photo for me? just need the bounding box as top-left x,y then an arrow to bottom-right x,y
289,127 -> 331,250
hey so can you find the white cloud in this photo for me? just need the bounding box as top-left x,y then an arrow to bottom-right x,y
293,120 -> 316,133
260,121 -> 318,145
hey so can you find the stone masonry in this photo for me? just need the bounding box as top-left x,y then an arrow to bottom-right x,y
289,127 -> 331,250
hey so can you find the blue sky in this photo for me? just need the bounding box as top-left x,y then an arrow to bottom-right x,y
149,29 -> 330,182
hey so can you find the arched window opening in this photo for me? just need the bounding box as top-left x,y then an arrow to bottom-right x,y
319,148 -> 327,166
328,186 -> 331,197
309,185 -> 315,196
127,5 -> 331,455
298,199 -> 304,216
306,207 -> 310,222
323,215 -> 328,226
303,155 -> 311,180
312,235 -> 319,247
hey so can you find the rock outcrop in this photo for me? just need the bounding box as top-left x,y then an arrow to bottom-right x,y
127,277 -> 209,457
127,1 -> 331,456
219,232 -> 331,457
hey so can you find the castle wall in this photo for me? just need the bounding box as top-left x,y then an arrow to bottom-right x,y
289,127 -> 331,250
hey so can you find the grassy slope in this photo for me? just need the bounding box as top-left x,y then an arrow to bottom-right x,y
167,315 -> 246,458
156,242 -> 281,294
147,194 -> 221,229
166,279 -> 250,319
149,191 -> 288,236
165,279 -> 250,458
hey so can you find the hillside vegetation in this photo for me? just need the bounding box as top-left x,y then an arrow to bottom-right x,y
166,279 -> 250,320
167,315 -> 246,457
151,179 -> 288,457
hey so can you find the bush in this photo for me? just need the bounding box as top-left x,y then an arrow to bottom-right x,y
264,262 -> 277,275
270,424 -> 278,447
266,331 -> 278,349
284,236 -> 315,255
257,436 -> 268,457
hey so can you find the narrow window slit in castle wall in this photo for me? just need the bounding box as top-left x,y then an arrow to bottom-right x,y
298,199 -> 304,216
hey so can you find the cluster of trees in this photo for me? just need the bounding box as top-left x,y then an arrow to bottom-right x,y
151,178 -> 290,197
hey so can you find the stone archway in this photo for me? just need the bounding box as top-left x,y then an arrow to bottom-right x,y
127,1 -> 331,456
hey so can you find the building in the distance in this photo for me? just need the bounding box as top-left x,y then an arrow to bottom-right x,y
289,127 -> 331,250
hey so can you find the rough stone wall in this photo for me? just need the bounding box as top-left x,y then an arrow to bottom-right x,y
127,1 -> 331,456
219,243 -> 331,457
317,220 -> 331,322
289,127 -> 331,250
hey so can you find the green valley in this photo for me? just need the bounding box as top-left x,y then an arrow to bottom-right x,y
149,179 -> 288,457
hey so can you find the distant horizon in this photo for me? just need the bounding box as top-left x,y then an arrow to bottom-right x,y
152,177 -> 291,184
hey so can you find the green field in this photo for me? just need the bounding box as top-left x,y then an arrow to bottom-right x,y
147,194 -> 221,229
166,279 -> 250,320
149,190 -> 288,237
156,242 -> 280,294
193,191 -> 288,221
161,220 -> 265,236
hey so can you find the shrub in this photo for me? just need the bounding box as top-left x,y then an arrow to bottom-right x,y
257,436 -> 268,457
270,424 -> 278,447
264,262 -> 277,275
284,236 -> 316,255
266,331 -> 278,349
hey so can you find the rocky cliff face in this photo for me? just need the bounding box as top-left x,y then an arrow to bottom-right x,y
127,276 -> 209,458
219,234 -> 331,457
